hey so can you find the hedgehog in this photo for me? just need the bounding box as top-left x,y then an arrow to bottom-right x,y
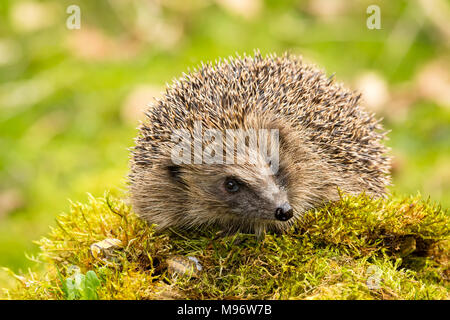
129,51 -> 391,236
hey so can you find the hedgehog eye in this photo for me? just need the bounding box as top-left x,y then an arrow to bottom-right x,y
224,178 -> 240,193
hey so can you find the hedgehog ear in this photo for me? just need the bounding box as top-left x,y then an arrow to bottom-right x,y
167,165 -> 183,183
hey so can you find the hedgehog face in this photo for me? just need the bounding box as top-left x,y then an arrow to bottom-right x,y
174,157 -> 293,226
216,165 -> 293,222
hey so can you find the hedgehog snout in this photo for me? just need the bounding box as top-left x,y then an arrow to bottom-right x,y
274,202 -> 293,221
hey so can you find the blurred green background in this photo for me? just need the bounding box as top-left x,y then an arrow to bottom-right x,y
0,0 -> 449,288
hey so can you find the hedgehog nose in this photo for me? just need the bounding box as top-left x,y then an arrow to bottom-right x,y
275,203 -> 293,221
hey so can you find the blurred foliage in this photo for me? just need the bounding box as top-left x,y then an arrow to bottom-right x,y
0,0 -> 449,290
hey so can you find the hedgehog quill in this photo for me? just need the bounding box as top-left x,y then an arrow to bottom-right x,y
129,52 -> 391,235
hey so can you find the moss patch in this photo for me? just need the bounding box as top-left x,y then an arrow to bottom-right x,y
2,193 -> 449,300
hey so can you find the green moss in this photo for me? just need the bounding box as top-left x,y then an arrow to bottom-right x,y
2,192 -> 449,300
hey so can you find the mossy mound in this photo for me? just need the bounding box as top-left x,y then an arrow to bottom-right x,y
2,193 -> 449,300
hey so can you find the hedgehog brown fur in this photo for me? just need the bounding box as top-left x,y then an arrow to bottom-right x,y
129,51 -> 391,235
